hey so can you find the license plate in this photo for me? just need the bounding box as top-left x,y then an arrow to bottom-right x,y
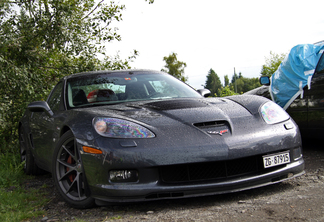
263,151 -> 290,168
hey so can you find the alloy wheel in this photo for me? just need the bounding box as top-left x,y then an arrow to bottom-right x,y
55,136 -> 87,201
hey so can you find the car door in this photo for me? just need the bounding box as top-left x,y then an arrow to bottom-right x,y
30,81 -> 64,168
304,53 -> 324,138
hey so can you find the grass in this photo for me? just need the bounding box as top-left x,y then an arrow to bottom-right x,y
0,150 -> 24,188
0,142 -> 49,222
0,187 -> 47,221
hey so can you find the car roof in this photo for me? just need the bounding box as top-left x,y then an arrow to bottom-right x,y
314,40 -> 324,45
62,69 -> 164,81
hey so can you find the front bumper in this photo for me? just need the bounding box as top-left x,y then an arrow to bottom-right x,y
93,160 -> 304,204
79,118 -> 305,204
82,150 -> 304,204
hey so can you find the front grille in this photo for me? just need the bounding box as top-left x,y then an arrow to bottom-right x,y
160,155 -> 283,184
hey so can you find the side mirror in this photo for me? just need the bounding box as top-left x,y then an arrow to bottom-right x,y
260,76 -> 270,86
197,89 -> 211,97
27,101 -> 53,117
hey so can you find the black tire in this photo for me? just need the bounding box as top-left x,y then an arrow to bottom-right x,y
19,126 -> 42,175
52,130 -> 95,208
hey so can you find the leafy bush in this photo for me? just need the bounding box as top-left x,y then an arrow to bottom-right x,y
0,143 -> 48,222
218,86 -> 239,97
0,142 -> 24,188
0,0 -> 137,146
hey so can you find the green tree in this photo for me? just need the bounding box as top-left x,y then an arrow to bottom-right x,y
219,85 -> 238,97
261,51 -> 286,77
230,73 -> 261,94
224,75 -> 229,87
161,52 -> 188,82
0,0 -> 139,144
230,72 -> 240,93
204,69 -> 222,97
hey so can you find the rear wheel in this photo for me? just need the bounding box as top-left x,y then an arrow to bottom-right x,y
19,126 -> 42,175
52,130 -> 95,208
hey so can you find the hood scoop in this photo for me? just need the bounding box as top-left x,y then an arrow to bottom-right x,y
144,99 -> 209,111
194,120 -> 227,129
194,120 -> 231,136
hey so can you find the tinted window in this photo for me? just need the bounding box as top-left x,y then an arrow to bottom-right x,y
47,82 -> 63,111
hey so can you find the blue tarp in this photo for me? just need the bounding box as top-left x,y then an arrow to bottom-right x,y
270,43 -> 324,110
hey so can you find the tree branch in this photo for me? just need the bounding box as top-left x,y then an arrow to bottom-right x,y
82,0 -> 104,20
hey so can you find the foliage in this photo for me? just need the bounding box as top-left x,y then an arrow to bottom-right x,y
204,69 -> 261,96
0,187 -> 48,222
231,72 -> 240,85
0,143 -> 49,221
0,149 -> 24,187
0,0 -> 137,144
224,75 -> 230,87
161,52 -> 188,83
260,51 -> 286,77
204,69 -> 222,97
218,86 -> 238,97
230,75 -> 261,94
228,72 -> 261,94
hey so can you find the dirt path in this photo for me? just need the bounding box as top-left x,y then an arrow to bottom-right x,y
29,139 -> 324,222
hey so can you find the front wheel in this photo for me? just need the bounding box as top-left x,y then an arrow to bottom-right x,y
52,131 -> 95,208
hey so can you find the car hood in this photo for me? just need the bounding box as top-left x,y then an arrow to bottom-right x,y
82,97 -> 253,126
72,96 -> 270,140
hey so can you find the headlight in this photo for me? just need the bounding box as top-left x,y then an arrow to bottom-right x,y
260,101 -> 290,124
93,117 -> 155,138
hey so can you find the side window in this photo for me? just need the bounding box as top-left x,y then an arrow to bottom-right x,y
47,82 -> 63,111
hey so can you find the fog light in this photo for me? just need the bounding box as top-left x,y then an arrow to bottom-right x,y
109,170 -> 138,183
292,147 -> 303,161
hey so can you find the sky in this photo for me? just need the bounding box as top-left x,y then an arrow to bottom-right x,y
107,0 -> 324,89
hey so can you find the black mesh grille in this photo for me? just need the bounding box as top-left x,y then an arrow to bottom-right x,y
160,155 -> 283,184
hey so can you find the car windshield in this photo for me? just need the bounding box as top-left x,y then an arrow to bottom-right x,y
66,71 -> 201,108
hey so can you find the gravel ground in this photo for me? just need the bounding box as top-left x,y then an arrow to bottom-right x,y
26,139 -> 324,222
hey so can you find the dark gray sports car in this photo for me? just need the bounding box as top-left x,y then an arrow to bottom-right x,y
19,70 -> 305,208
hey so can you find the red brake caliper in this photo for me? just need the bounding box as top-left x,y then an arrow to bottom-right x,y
67,155 -> 76,182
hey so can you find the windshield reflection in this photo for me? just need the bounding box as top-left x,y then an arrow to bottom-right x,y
66,72 -> 201,108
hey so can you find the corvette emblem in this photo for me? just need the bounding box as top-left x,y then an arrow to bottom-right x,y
207,129 -> 229,136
